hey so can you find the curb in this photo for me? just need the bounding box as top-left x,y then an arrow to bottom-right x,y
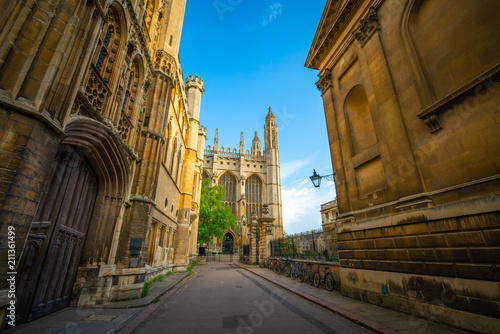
235,263 -> 400,334
107,273 -> 189,334
102,273 -> 189,309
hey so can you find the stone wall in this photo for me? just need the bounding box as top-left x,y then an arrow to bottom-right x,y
306,0 -> 500,330
338,213 -> 500,283
0,0 -> 205,327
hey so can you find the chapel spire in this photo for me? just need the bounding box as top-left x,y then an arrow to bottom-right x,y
265,106 -> 278,150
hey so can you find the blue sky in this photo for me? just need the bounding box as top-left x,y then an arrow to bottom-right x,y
179,0 -> 335,234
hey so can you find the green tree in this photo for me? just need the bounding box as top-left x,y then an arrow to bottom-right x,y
198,179 -> 237,245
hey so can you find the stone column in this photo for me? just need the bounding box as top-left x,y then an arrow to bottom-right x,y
258,204 -> 275,266
247,213 -> 259,265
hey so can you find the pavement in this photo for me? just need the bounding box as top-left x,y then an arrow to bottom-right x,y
235,263 -> 469,334
4,262 -> 470,334
4,272 -> 189,334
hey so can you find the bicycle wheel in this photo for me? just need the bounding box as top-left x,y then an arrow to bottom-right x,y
313,272 -> 320,288
307,267 -> 315,286
325,273 -> 335,291
297,267 -> 305,283
274,262 -> 281,274
283,265 -> 291,277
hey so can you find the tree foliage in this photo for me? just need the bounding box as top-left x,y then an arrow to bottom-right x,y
198,179 -> 237,245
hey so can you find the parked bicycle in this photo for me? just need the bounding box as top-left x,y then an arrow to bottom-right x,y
286,260 -> 303,280
298,262 -> 314,284
273,257 -> 287,275
282,259 -> 295,278
312,265 -> 335,291
267,257 -> 278,271
239,254 -> 249,264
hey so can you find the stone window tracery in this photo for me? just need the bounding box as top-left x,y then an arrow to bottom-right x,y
219,172 -> 236,215
121,59 -> 140,119
96,26 -> 112,72
93,7 -> 122,82
246,174 -> 262,222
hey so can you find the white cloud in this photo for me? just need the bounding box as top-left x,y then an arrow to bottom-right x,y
281,178 -> 336,235
280,155 -> 316,179
263,2 -> 283,25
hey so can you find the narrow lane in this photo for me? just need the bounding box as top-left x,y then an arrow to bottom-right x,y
130,263 -> 374,334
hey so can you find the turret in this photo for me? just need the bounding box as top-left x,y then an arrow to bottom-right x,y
265,107 -> 278,150
263,107 -> 282,238
251,131 -> 262,156
156,0 -> 186,56
185,75 -> 204,120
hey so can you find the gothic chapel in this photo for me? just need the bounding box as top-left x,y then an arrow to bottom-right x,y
203,108 -> 284,253
0,0 -> 206,326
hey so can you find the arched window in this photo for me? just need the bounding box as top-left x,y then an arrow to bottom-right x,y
175,151 -> 183,184
94,7 -> 122,83
219,172 -> 236,215
96,26 -> 112,73
146,221 -> 158,266
202,170 -> 210,180
169,138 -> 177,172
163,122 -> 171,164
121,59 -> 140,119
245,174 -> 262,221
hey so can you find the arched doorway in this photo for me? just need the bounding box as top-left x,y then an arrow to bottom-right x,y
15,145 -> 98,323
222,233 -> 234,254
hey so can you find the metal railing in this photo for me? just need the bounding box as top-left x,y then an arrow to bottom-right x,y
206,253 -> 234,262
270,230 -> 339,262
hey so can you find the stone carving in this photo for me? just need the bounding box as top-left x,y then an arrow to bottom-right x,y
118,114 -> 132,142
262,204 -> 270,216
423,114 -> 442,133
316,71 -> 333,94
85,68 -> 109,112
306,0 -> 364,69
353,7 -> 380,46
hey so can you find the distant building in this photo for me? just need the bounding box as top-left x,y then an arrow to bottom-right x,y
202,108 -> 283,253
306,0 -> 500,331
320,199 -> 338,258
290,230 -> 326,257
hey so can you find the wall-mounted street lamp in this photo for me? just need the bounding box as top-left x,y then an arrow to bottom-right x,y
309,169 -> 335,188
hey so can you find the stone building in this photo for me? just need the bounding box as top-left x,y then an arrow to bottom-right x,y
203,108 -> 283,253
0,0 -> 205,326
306,0 -> 500,331
290,230 -> 326,257
320,199 -> 338,258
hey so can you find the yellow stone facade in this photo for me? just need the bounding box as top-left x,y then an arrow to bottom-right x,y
306,0 -> 500,331
0,0 -> 205,326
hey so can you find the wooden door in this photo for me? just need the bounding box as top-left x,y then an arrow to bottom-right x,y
15,145 -> 98,323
